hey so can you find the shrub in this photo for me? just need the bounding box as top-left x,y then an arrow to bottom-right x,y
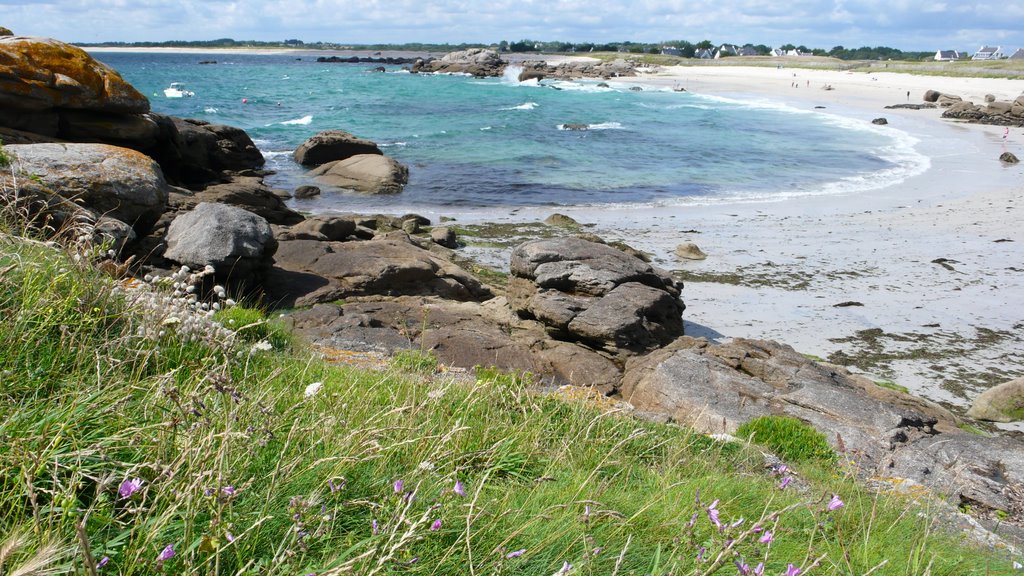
736,415 -> 837,463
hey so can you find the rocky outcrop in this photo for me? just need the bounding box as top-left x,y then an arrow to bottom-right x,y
171,175 -> 302,225
164,202 -> 276,279
0,36 -> 148,114
509,237 -> 684,358
516,58 -> 638,81
151,117 -> 265,186
411,48 -> 505,77
309,154 -> 409,194
968,377 -> 1024,422
293,130 -> 382,166
621,336 -> 1024,516
939,91 -> 1024,126
264,233 -> 491,307
5,142 -> 169,232
0,27 -> 13,37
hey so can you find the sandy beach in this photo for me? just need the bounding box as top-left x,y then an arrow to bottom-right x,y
451,63 -> 1024,416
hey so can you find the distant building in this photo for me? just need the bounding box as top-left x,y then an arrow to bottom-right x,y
1009,48 -> 1024,60
714,44 -> 739,59
972,46 -> 1006,60
660,46 -> 681,56
695,48 -> 714,59
769,48 -> 785,57
738,46 -> 760,57
933,50 -> 963,61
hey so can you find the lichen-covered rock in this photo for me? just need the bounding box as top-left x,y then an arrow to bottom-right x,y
967,377 -> 1024,422
6,142 -> 168,231
0,36 -> 148,113
293,130 -> 382,166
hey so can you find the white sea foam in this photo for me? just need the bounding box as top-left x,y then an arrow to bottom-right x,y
557,122 -> 624,131
380,142 -> 407,147
203,106 -> 219,114
480,126 -> 492,131
503,102 -> 538,110
261,150 -> 295,158
501,65 -> 523,85
278,115 -> 313,126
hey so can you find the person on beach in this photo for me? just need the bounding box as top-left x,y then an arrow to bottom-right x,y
907,90 -> 910,101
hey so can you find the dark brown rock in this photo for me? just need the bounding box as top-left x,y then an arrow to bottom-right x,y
292,129 -> 382,166
174,175 -> 302,225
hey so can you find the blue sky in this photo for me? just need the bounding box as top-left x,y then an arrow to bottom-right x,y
4,0 -> 1024,52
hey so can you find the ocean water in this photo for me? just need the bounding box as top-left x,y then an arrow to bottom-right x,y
94,52 -> 927,214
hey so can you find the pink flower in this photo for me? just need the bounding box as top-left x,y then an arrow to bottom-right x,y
707,499 -> 721,528
555,561 -> 573,575
779,476 -> 793,490
97,556 -> 110,569
505,549 -> 526,559
221,486 -> 236,496
393,479 -> 404,494
371,519 -> 379,535
784,564 -> 801,576
430,518 -> 442,531
156,544 -> 175,562
454,479 -> 466,497
827,494 -> 844,511
118,478 -> 143,499
758,530 -> 773,544
754,562 -> 764,576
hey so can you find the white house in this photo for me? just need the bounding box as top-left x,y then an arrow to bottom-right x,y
660,46 -> 681,56
934,50 -> 962,61
972,46 -> 1006,60
1009,48 -> 1024,60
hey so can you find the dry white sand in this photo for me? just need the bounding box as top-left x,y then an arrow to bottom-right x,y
467,64 -> 1024,415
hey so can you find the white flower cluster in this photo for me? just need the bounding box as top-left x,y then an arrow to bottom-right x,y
111,264 -> 237,346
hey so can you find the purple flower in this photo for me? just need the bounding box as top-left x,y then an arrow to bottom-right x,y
97,556 -> 110,569
371,519 -> 379,535
730,517 -> 745,528
454,479 -> 466,497
707,499 -> 721,528
779,476 -> 793,490
225,532 -> 235,543
696,546 -> 706,561
555,561 -> 573,575
827,494 -> 844,511
784,564 -> 801,576
758,530 -> 773,544
753,562 -> 764,576
393,479 -> 404,494
221,486 -> 236,496
430,518 -> 442,531
506,548 -> 526,559
688,511 -> 699,527
156,544 -> 175,562
735,560 -> 751,575
328,479 -> 343,493
204,488 -> 214,497
118,478 -> 143,499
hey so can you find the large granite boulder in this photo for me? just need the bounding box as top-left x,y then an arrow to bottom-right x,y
0,36 -> 148,113
151,117 -> 265,186
293,130 -> 382,166
967,377 -> 1024,422
412,48 -> 506,77
5,142 -> 168,231
264,233 -> 490,307
309,154 -> 408,194
164,202 -> 276,279
509,237 -> 684,357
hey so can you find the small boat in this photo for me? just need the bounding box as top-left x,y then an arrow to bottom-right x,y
164,82 -> 195,98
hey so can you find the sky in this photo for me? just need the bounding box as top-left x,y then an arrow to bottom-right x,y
4,0 -> 1024,52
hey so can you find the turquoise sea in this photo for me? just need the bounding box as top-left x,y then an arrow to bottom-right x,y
93,52 -> 926,214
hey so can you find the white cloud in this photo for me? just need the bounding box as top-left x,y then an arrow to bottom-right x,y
2,0 -> 1022,50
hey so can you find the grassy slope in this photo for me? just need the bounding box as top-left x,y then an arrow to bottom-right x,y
0,184 -> 1018,573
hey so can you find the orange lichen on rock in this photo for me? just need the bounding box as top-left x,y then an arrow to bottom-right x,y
0,36 -> 149,113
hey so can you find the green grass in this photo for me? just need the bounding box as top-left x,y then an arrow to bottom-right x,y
875,380 -> 910,394
0,139 -> 11,168
736,416 -> 837,464
0,216 -> 1020,573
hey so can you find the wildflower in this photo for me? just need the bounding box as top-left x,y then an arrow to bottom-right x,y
784,564 -> 801,576
226,532 -> 235,543
418,460 -> 435,471
304,382 -> 323,398
754,563 -> 764,576
97,556 -> 110,569
758,530 -> 773,544
827,494 -> 844,511
430,518 -> 442,531
707,499 -> 721,528
730,517 -> 745,528
118,477 -> 144,499
328,479 -> 344,493
156,544 -> 175,562
696,546 -> 706,561
735,560 -> 751,575
553,560 -> 573,575
393,479 -> 404,494
454,479 -> 466,497
251,340 -> 273,352
506,549 -> 526,559
688,511 -> 699,527
221,486 -> 236,496
779,476 -> 793,490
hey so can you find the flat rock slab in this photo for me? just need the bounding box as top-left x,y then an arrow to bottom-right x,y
309,154 -> 408,194
265,236 -> 491,307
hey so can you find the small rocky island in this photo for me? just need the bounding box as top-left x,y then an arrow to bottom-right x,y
3,32 -> 1024,544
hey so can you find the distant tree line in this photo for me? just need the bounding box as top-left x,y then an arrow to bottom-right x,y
74,38 -> 934,61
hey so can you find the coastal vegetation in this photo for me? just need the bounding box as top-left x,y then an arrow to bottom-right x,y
0,164 -> 1018,573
